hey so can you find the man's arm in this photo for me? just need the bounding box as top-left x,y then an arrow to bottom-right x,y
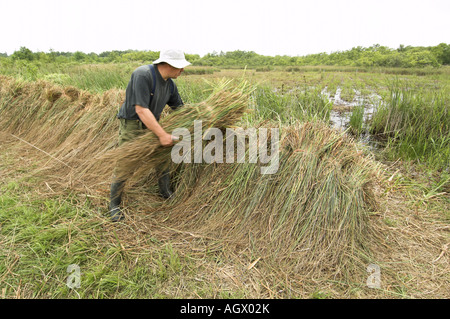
135,105 -> 174,147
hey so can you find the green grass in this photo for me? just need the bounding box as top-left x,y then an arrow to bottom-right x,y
1,181 -> 100,297
0,180 -> 211,298
349,103 -> 365,135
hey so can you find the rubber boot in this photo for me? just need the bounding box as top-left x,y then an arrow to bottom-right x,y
158,170 -> 174,199
109,180 -> 125,222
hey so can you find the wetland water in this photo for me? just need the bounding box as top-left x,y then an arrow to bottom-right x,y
269,85 -> 385,150
321,86 -> 382,131
273,86 -> 384,149
319,86 -> 383,150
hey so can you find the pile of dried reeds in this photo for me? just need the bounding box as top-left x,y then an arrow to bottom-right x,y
0,75 -> 120,163
159,121 -> 381,275
0,75 -> 123,190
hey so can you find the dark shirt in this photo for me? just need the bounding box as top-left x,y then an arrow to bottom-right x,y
117,64 -> 183,121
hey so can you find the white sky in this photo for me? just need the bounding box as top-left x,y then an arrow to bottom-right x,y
1,0 -> 449,57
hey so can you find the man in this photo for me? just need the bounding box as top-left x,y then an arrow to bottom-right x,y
109,49 -> 191,222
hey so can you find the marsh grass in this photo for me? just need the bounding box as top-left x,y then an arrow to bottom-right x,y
370,79 -> 449,169
248,85 -> 332,124
0,60 -> 220,94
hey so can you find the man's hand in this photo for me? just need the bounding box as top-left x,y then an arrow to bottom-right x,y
158,132 -> 175,147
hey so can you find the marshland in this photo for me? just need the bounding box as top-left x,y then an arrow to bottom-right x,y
0,46 -> 449,299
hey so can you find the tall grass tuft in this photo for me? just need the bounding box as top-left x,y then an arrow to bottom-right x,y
370,79 -> 449,169
349,103 -> 365,135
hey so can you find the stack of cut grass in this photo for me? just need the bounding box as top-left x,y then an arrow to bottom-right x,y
0,76 -> 119,153
159,121 -> 381,276
0,75 -> 122,189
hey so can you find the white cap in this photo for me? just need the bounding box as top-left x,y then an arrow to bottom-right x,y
153,49 -> 191,69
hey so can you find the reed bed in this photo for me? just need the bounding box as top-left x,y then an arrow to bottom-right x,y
248,85 -> 332,124
0,75 -> 381,278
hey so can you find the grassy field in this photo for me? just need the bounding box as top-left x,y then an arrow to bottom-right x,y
0,63 -> 449,299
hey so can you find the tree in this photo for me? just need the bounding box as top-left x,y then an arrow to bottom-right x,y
431,43 -> 450,65
73,51 -> 87,61
11,47 -> 35,61
405,50 -> 440,67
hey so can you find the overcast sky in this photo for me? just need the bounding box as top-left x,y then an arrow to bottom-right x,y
1,0 -> 449,57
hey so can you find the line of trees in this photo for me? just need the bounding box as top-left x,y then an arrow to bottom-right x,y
2,43 -> 449,68
196,44 -> 450,68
